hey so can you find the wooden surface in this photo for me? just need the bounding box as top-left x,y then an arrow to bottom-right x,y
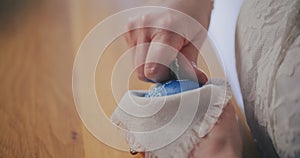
0,0 -> 142,157
0,0 -> 257,158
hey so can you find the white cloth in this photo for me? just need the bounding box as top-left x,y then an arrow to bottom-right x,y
110,80 -> 232,158
236,0 -> 300,157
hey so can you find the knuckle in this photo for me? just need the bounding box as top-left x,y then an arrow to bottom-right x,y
127,20 -> 134,30
144,63 -> 165,82
153,30 -> 171,42
144,64 -> 158,79
161,13 -> 172,28
127,16 -> 138,30
141,14 -> 149,24
124,32 -> 132,42
137,14 -> 149,28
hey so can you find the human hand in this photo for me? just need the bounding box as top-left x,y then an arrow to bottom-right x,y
124,0 -> 213,84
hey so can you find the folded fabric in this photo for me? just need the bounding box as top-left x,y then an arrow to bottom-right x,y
144,80 -> 202,97
110,79 -> 232,158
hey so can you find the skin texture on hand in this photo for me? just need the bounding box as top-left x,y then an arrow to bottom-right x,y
124,0 -> 213,84
124,1 -> 244,157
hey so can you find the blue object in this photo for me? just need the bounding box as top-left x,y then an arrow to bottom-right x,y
144,80 -> 202,97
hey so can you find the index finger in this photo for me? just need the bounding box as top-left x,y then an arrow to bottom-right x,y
144,31 -> 186,82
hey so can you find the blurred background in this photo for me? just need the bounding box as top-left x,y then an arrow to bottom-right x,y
0,0 -> 148,157
0,0 -> 247,158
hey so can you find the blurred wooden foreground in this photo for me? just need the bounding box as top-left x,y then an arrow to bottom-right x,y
0,0 -> 257,158
0,0 -> 144,157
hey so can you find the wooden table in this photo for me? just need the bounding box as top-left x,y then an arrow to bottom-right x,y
0,0 -> 143,157
0,0 -> 259,157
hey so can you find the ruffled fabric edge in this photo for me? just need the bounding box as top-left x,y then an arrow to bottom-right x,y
146,79 -> 232,158
110,79 -> 232,158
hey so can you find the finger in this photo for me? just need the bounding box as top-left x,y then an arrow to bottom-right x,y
124,17 -> 137,48
179,43 -> 208,84
134,15 -> 153,82
125,16 -> 152,82
135,28 -> 151,81
145,31 -> 185,82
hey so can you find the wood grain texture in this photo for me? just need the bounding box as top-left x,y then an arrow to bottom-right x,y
0,0 -> 139,157
0,0 -> 255,158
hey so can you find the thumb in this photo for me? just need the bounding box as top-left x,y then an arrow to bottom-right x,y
144,31 -> 185,82
178,43 -> 208,85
